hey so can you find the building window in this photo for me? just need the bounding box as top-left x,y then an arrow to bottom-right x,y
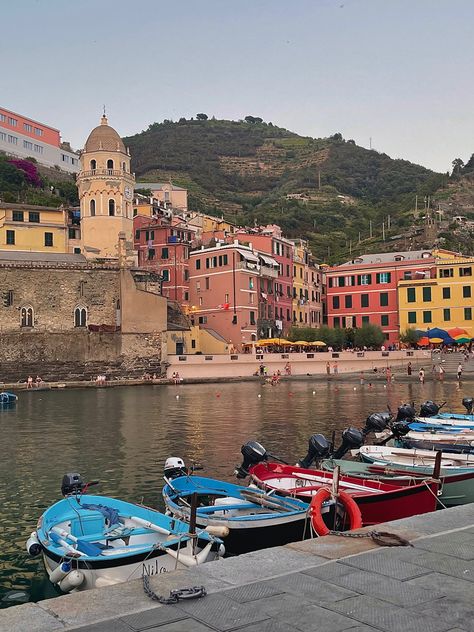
184,269 -> 189,281
460,267 -> 472,277
407,288 -> 416,303
34,127 -> 43,136
184,292 -> 189,301
23,123 -> 32,132
148,248 -> 155,260
0,113 -> 5,122
439,268 -> 453,278
332,296 -> 340,309
12,211 -> 24,221
195,259 -> 201,270
23,140 -> 33,150
8,117 -> 17,126
361,294 -> 369,308
162,247 -> 169,259
134,229 -> 140,240
465,308 -> 472,320
358,274 -> 372,285
6,230 -> 15,245
463,286 -> 472,298
443,308 -> 451,321
90,159 -> 96,170
442,287 -> 450,299
34,144 -> 43,154
333,317 -> 340,327
191,339 -> 196,349
8,135 -> 18,145
377,272 -> 391,283
107,159 -> 114,171
408,312 -> 417,324
223,254 -> 228,265
345,295 -> 352,308
423,310 -> 432,323
29,212 -> 40,223
162,269 -> 170,282
199,297 -> 203,306
422,287 -> 432,302
0,132 -> 6,141
249,278 -> 254,289
250,311 -> 256,325
74,306 -> 87,328
205,277 -> 210,290
20,306 -> 34,327
381,314 -> 389,326
198,316 -> 207,324
362,315 -> 369,324
108,199 -> 115,216
90,199 -> 96,216
44,232 -> 53,247
380,292 -> 388,307
68,227 -> 77,239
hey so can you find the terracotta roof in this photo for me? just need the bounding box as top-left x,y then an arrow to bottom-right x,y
84,115 -> 126,153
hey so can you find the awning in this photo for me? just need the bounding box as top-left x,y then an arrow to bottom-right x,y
259,253 -> 279,267
237,249 -> 259,263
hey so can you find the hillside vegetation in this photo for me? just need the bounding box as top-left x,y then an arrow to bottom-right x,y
124,118 -> 447,262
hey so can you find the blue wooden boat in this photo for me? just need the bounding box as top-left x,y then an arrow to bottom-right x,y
163,475 -> 314,555
0,392 -> 17,406
410,421 -> 474,432
27,473 -> 223,593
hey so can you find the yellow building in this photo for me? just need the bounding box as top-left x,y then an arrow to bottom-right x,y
292,239 -> 310,326
398,256 -> 474,337
0,202 -> 68,253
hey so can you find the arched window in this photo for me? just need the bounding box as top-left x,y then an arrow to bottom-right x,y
107,159 -> 114,172
90,199 -> 96,216
90,159 -> 96,171
20,305 -> 34,328
108,199 -> 115,216
122,162 -> 126,172
74,306 -> 87,328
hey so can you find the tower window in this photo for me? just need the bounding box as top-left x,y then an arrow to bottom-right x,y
20,306 -> 34,328
107,159 -> 114,171
122,162 -> 126,171
74,306 -> 87,328
90,199 -> 96,216
90,159 -> 96,171
109,199 -> 115,216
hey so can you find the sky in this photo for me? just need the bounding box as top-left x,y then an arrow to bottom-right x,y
2,0 -> 474,173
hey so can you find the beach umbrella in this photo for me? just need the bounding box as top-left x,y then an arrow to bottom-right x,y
428,337 -> 444,344
278,339 -> 293,346
293,340 -> 310,346
417,337 -> 430,346
257,338 -> 279,345
313,341 -> 327,346
453,335 -> 472,344
448,327 -> 469,338
426,327 -> 450,340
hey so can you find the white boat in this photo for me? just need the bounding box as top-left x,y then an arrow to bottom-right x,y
359,445 -> 474,471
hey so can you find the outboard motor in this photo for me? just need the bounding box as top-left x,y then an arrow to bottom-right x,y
332,427 -> 365,459
234,441 -> 268,479
61,473 -> 85,497
362,412 -> 391,436
420,400 -> 440,418
164,457 -> 188,480
395,404 -> 416,422
390,420 -> 411,439
297,434 -> 330,468
462,398 -> 473,415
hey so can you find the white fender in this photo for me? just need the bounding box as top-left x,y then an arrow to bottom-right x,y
50,562 -> 72,584
204,525 -> 230,538
164,540 -> 213,567
59,570 -> 85,592
128,516 -> 171,535
26,531 -> 41,556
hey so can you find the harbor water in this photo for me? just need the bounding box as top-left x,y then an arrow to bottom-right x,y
0,378 -> 469,606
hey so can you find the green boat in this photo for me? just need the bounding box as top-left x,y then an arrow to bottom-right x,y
323,458 -> 474,508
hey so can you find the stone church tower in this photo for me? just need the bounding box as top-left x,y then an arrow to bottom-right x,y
77,115 -> 136,263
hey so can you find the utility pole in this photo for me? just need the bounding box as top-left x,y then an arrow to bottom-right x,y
382,221 -> 385,241
387,214 -> 391,230
358,231 -> 361,244
369,220 -> 373,238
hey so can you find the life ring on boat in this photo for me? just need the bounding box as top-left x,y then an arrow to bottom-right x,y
309,487 -> 362,536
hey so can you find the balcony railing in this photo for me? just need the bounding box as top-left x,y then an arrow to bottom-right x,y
80,169 -> 133,178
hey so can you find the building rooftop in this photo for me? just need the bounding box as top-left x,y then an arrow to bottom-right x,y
135,182 -> 186,191
340,250 -> 434,267
84,115 -> 126,153
0,251 -> 87,264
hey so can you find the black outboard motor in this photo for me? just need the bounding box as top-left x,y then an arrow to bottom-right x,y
362,412 -> 391,436
61,473 -> 85,497
297,434 -> 330,468
395,404 -> 416,422
332,427 -> 365,459
390,420 -> 411,439
462,398 -> 473,415
420,400 -> 440,418
234,441 -> 268,479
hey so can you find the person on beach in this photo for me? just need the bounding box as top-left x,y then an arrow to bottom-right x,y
407,362 -> 412,376
333,361 -> 338,375
419,368 -> 425,384
26,375 -> 33,389
439,365 -> 445,381
360,371 -> 364,385
35,375 -> 43,386
457,363 -> 463,380
284,362 -> 291,375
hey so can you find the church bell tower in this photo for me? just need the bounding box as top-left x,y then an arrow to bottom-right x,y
77,115 -> 136,263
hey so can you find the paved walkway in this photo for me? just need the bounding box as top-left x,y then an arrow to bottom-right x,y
2,504 -> 474,632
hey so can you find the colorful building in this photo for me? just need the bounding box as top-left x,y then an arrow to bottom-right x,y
0,202 -> 70,253
326,250 -> 437,345
135,182 -> 188,212
398,255 -> 474,337
0,106 -> 79,173
290,239 -> 324,328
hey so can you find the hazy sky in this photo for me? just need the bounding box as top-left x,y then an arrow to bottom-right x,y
3,0 -> 473,172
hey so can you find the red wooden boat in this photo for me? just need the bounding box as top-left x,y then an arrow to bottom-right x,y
249,462 -> 438,525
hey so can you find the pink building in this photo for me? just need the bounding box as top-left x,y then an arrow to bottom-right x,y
326,250 -> 435,345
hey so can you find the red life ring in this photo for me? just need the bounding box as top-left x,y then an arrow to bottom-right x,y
309,487 -> 363,536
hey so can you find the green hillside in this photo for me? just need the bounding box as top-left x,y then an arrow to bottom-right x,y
124,118 -> 446,263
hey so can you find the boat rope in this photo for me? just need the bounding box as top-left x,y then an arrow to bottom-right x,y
327,529 -> 413,547
142,568 -> 206,604
422,480 -> 447,509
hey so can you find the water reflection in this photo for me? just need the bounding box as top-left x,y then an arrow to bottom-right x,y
0,379 -> 468,605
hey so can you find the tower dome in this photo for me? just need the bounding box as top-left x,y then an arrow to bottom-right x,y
84,115 -> 126,153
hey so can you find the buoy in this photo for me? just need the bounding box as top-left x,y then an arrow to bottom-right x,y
26,531 -> 41,557
353,387 -> 357,391
176,395 -> 180,399
383,385 -> 387,389
50,561 -> 72,584
59,569 -> 85,592
257,394 -> 262,398
216,393 -> 221,398
312,391 -> 316,395
309,487 -> 362,536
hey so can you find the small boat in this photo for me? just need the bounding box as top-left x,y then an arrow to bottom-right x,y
162,473 -> 314,556
249,461 -> 438,525
418,398 -> 474,422
323,459 -> 474,507
411,420 -> 474,431
0,392 -> 18,406
359,445 -> 474,470
27,473 -> 224,593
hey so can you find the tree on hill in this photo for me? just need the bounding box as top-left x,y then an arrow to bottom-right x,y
452,158 -> 464,176
196,113 -> 208,121
463,153 -> 474,173
245,116 -> 263,124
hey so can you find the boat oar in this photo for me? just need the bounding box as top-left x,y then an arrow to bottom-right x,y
127,516 -> 171,535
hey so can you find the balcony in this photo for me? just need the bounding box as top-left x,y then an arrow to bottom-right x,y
79,169 -> 134,178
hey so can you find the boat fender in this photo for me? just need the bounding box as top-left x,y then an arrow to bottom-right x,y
59,570 -> 85,592
165,540 -> 214,567
49,562 -> 72,584
204,525 -> 230,538
26,531 -> 41,557
309,487 -> 362,537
